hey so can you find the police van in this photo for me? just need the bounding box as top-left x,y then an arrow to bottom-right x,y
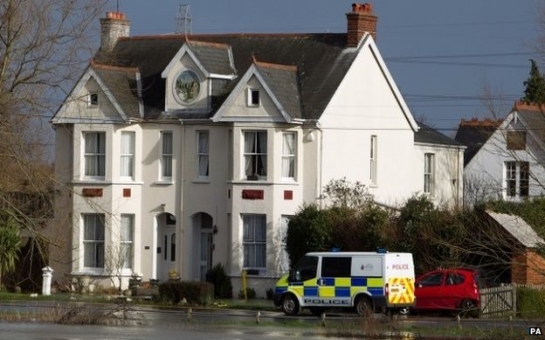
273,251 -> 415,316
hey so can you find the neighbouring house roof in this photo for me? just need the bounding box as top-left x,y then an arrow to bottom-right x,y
486,211 -> 545,248
414,121 -> 464,148
454,118 -> 502,165
511,101 -> 545,146
92,33 -> 358,120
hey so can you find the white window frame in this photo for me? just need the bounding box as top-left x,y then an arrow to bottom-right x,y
84,131 -> 106,179
279,216 -> 291,274
247,88 -> 260,107
120,214 -> 134,270
197,131 -> 209,178
281,132 -> 297,180
424,153 -> 435,194
83,214 -> 105,269
120,131 -> 135,179
505,161 -> 529,198
370,135 -> 377,185
244,131 -> 267,181
161,131 -> 173,180
87,92 -> 98,107
242,214 -> 267,271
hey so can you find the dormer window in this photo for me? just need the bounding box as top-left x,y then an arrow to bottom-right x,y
88,93 -> 98,107
247,88 -> 260,107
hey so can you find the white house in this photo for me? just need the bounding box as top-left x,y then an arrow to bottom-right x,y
456,102 -> 545,205
50,4 -> 463,296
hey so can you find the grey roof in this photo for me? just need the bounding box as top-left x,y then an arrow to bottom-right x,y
255,62 -> 302,119
94,33 -> 357,120
454,119 -> 501,166
414,121 -> 463,147
486,211 -> 545,248
517,109 -> 545,145
188,41 -> 235,75
92,64 -> 141,120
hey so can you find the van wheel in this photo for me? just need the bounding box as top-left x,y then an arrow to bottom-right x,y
281,294 -> 300,316
355,296 -> 373,317
309,307 -> 325,317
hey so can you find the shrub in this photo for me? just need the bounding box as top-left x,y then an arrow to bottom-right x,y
238,287 -> 256,299
158,280 -> 213,305
205,263 -> 233,298
266,288 -> 274,300
517,287 -> 545,319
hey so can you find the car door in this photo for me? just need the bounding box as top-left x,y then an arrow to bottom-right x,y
415,271 -> 445,309
441,271 -> 466,309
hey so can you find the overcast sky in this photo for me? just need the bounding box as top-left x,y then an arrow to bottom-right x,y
110,0 -> 542,136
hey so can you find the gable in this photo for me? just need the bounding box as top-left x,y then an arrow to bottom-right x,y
319,34 -> 418,131
212,63 -> 299,123
51,66 -> 133,124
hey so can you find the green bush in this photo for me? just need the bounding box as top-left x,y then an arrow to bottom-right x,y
238,287 -> 256,299
158,280 -> 213,305
205,263 -> 233,298
517,287 -> 545,319
266,288 -> 274,300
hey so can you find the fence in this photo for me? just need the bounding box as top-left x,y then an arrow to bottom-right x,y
479,284 -> 545,318
480,285 -> 516,318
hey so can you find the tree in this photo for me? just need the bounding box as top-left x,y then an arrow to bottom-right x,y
0,0 -> 107,285
0,214 -> 21,288
521,59 -> 545,104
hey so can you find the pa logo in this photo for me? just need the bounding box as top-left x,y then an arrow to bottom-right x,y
529,327 -> 543,336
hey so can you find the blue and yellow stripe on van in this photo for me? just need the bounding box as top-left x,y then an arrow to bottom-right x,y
273,275 -> 385,306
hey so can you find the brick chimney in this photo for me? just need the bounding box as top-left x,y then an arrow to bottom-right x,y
100,12 -> 130,52
346,3 -> 377,48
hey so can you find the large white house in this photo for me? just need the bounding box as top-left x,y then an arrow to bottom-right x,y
456,102 -> 545,205
50,4 -> 463,295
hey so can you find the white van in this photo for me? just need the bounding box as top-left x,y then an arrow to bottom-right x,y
273,251 -> 415,316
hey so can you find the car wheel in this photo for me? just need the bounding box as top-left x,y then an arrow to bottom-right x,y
355,296 -> 373,317
460,299 -> 479,318
281,294 -> 300,316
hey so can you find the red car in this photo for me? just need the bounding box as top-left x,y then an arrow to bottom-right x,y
411,268 -> 485,317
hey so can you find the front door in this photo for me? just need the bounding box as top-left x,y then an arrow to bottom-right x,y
157,213 -> 176,281
200,230 -> 213,281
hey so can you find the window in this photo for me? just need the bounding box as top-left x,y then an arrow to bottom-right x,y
244,131 -> 267,180
83,214 -> 105,268
506,131 -> 526,150
247,88 -> 260,106
120,215 -> 134,269
161,131 -> 173,179
370,135 -> 377,185
242,214 -> 266,269
84,132 -> 106,178
291,255 -> 318,282
120,132 -> 134,178
418,272 -> 443,287
282,132 -> 296,179
279,216 -> 291,274
88,93 -> 98,107
424,153 -> 435,194
506,161 -> 529,198
322,257 -> 352,277
197,131 -> 209,178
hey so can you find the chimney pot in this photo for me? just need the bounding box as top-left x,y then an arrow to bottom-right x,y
100,12 -> 130,52
346,2 -> 377,47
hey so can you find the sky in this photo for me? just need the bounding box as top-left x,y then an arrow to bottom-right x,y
108,0 -> 542,137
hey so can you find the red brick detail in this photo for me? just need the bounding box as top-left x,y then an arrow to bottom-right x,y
284,190 -> 293,200
346,3 -> 377,47
82,188 -> 103,197
123,188 -> 131,197
511,250 -> 545,285
242,190 -> 264,200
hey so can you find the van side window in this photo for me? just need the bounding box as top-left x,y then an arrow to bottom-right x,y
292,256 -> 318,282
322,257 -> 351,277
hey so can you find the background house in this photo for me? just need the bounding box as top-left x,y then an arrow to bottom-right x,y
50,4 -> 463,296
456,103 -> 545,206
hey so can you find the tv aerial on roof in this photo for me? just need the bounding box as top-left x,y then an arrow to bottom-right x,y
176,4 -> 192,35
